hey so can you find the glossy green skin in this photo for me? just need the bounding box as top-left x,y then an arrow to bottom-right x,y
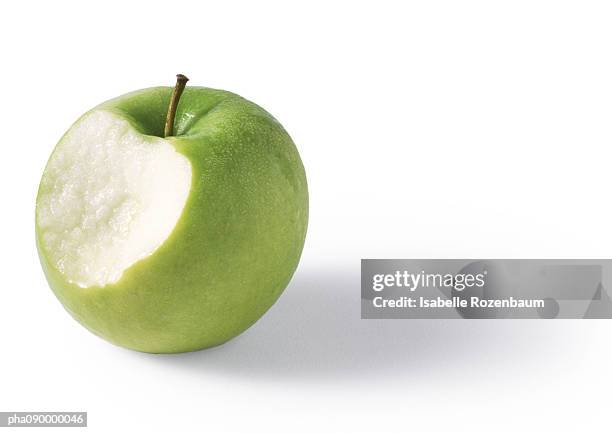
36,87 -> 308,353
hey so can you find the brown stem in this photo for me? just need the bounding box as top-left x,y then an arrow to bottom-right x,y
164,74 -> 189,137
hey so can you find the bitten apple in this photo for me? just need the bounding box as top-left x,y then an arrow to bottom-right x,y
36,76 -> 308,353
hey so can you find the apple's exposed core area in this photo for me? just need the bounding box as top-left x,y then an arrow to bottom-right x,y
36,110 -> 192,288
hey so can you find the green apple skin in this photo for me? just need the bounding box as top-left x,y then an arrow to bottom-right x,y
36,87 -> 308,353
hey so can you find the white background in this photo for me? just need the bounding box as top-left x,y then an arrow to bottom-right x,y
1,1 -> 612,431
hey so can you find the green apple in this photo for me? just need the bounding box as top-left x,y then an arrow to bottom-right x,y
35,76 -> 308,353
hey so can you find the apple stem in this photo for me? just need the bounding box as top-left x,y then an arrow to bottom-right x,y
164,74 -> 190,137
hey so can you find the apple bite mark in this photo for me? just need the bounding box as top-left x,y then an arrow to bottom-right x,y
36,110 -> 192,288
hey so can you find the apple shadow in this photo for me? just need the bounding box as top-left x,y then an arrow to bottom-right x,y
142,264 -> 565,383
